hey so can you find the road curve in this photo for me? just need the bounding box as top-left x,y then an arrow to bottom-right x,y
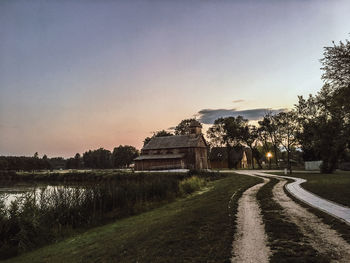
241,170 -> 350,225
231,175 -> 271,263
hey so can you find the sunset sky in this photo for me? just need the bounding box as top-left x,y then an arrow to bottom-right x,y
1,0 -> 350,157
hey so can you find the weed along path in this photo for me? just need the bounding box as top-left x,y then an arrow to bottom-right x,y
231,173 -> 271,263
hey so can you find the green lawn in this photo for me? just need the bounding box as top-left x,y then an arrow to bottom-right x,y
4,174 -> 261,263
282,171 -> 350,207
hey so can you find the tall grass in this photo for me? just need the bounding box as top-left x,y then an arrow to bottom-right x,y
179,176 -> 206,195
0,172 -> 221,259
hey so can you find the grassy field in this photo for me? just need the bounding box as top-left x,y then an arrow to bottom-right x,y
4,174 -> 260,263
272,171 -> 350,207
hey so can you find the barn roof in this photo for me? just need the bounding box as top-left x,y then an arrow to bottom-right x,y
143,135 -> 207,150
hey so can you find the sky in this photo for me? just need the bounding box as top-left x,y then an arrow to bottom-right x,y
1,0 -> 350,157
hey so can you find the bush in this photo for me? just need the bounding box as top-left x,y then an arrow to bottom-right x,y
179,176 -> 206,195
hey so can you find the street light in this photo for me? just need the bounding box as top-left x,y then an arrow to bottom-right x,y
266,152 -> 272,169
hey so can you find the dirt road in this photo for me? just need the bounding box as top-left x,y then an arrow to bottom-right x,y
231,170 -> 350,262
273,179 -> 350,262
231,176 -> 271,263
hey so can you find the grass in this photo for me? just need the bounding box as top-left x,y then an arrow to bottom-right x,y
3,174 -> 260,263
0,173 -> 187,259
256,177 -> 327,263
269,171 -> 350,207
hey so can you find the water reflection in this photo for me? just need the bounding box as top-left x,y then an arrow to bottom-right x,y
0,182 -> 84,207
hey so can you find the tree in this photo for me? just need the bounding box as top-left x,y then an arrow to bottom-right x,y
112,145 -> 139,168
240,124 -> 263,169
275,111 -> 299,174
143,130 -> 173,146
296,94 -> 347,173
74,153 -> 82,168
320,37 -> 350,169
42,154 -> 52,170
207,116 -> 247,148
321,38 -> 350,93
65,153 -> 82,169
258,112 -> 281,167
0,157 -> 8,170
82,148 -> 112,169
294,36 -> 350,173
174,118 -> 202,135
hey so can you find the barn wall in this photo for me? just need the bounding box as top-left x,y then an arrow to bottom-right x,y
210,160 -> 229,169
135,158 -> 185,170
136,146 -> 208,171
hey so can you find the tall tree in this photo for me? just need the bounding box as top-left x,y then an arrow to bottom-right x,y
321,38 -> 350,94
82,148 -> 112,169
174,118 -> 202,135
296,93 -> 347,173
258,112 -> 281,167
295,37 -> 350,173
275,111 -> 299,174
112,145 -> 139,168
207,116 -> 247,148
240,124 -> 262,169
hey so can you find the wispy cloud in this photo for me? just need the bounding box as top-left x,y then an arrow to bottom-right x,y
197,108 -> 286,124
232,99 -> 245,103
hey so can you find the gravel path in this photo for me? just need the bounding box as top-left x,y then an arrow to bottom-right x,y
232,170 -> 350,262
248,170 -> 350,224
273,179 -> 350,262
231,176 -> 271,263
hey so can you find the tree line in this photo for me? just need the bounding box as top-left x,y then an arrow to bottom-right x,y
0,145 -> 139,171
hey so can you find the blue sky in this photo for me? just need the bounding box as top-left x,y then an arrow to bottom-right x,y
1,0 -> 350,157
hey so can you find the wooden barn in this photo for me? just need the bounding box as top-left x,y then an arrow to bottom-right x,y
134,120 -> 208,171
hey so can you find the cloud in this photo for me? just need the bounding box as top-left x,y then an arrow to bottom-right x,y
232,99 -> 245,103
197,108 -> 286,124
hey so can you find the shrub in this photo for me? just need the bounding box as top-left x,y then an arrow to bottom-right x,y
179,176 -> 206,195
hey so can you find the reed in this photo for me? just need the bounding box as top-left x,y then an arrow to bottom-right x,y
0,171 -> 221,259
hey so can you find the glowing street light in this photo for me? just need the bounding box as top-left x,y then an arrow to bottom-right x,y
266,152 -> 272,169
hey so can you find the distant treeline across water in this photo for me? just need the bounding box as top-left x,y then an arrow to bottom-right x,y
0,145 -> 140,171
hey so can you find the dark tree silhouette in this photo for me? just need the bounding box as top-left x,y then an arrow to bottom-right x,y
112,145 -> 139,168
174,118 -> 202,135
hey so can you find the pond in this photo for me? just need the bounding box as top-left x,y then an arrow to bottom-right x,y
0,182 -> 85,207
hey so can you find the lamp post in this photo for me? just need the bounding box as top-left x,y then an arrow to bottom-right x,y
266,152 -> 272,169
